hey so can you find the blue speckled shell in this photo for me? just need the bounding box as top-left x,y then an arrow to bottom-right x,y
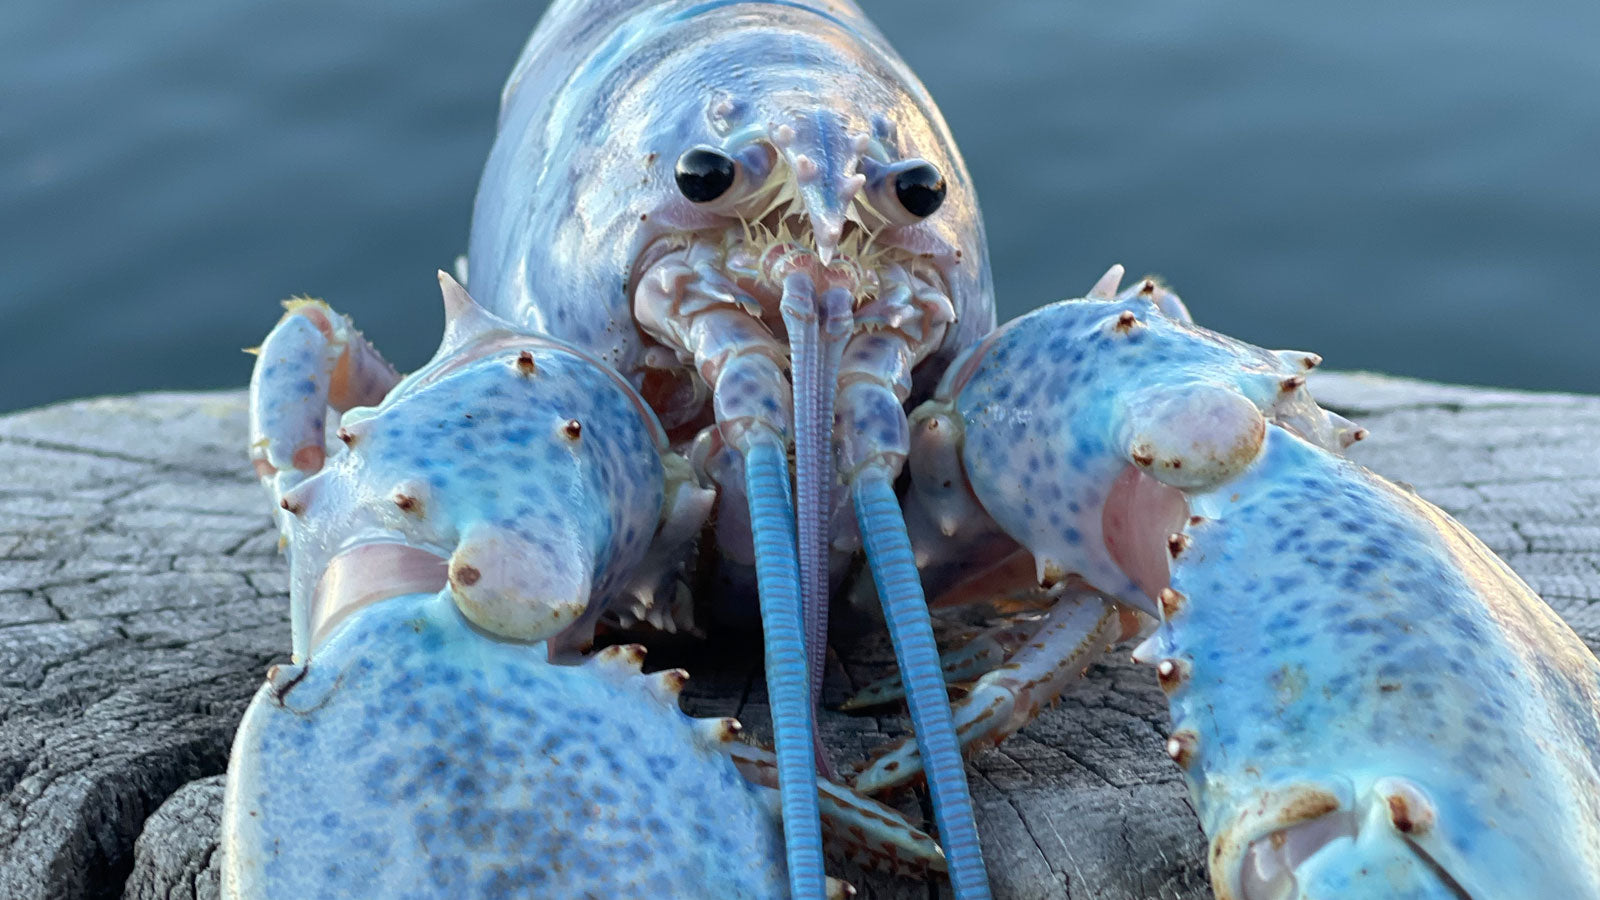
1161,429 -> 1600,897
467,0 -> 993,389
937,294 -> 1600,894
944,297 -> 1302,606
223,589 -> 787,898
284,338 -> 669,654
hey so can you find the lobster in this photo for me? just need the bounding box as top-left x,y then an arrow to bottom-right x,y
233,0 -> 1600,893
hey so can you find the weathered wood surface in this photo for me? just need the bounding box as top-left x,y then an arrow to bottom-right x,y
0,375 -> 1596,899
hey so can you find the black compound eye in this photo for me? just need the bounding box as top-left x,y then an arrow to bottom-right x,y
675,147 -> 738,203
893,163 -> 946,218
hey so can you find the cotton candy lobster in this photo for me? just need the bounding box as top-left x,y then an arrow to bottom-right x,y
863,266 -> 1600,897
227,273 -> 946,897
232,0 -> 1600,891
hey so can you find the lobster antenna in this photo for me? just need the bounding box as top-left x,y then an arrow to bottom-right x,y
740,437 -> 828,898
779,271 -> 853,723
853,468 -> 993,899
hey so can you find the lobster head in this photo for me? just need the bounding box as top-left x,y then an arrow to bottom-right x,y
609,6 -> 991,376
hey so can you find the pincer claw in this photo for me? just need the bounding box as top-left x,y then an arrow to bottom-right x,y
901,267 -> 1600,898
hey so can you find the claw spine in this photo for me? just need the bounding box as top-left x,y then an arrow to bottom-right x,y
1165,729 -> 1198,768
1167,532 -> 1191,559
1158,587 -> 1186,619
647,667 -> 690,704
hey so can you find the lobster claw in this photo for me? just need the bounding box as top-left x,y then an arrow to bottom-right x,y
893,267 -> 1600,899
261,275 -> 711,661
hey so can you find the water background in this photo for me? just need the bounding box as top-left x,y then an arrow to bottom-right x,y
4,0 -> 1597,413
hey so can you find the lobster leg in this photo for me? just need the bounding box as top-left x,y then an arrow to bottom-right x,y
851,592 -> 1122,793
726,743 -> 947,879
839,618 -> 1048,711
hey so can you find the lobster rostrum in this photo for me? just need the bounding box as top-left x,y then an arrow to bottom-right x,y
861,266 -> 1600,896
232,273 -> 948,896
468,0 -> 995,894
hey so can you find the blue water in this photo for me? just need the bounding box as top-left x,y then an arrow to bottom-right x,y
4,0 -> 1597,413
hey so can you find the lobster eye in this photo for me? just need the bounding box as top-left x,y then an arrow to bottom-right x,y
675,147 -> 738,203
893,163 -> 946,218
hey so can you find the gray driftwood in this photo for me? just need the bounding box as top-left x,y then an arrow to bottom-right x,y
0,375 -> 1596,900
